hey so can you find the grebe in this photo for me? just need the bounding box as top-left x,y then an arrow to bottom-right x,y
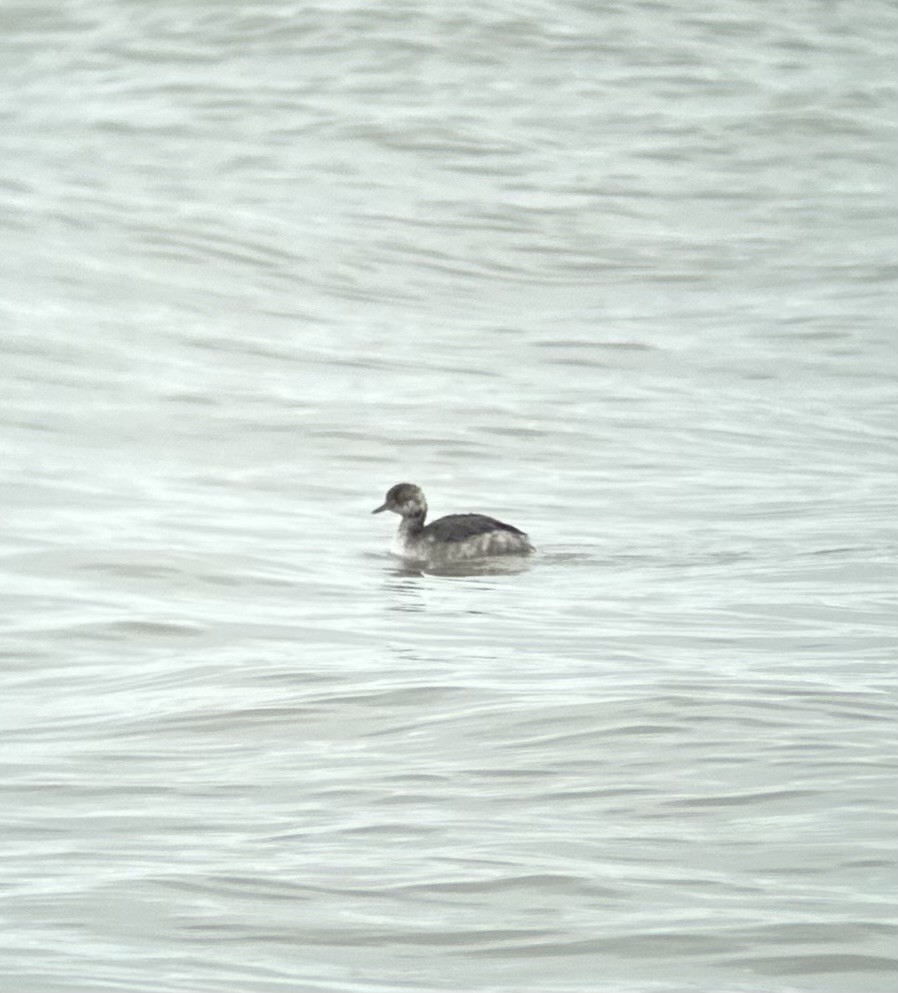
372,483 -> 534,563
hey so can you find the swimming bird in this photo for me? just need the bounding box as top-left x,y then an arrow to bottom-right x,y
372,483 -> 534,563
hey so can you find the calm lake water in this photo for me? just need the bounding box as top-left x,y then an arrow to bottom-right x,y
2,1 -> 897,991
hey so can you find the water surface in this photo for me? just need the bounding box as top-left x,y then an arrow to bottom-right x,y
2,1 -> 897,991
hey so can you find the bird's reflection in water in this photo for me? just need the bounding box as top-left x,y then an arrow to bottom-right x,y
388,555 -> 532,578
379,554 -> 532,611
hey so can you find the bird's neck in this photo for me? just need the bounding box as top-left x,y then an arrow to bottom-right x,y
400,512 -> 426,537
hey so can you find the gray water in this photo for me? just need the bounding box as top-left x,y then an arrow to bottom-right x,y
2,1 -> 897,991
